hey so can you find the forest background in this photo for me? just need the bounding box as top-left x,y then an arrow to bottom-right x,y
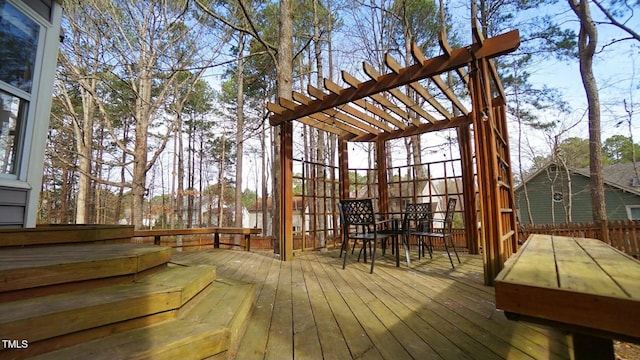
39,0 -> 640,231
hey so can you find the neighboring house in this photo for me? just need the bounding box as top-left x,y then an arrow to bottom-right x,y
515,162 -> 640,225
246,196 -> 309,236
120,193 -> 251,229
0,0 -> 62,227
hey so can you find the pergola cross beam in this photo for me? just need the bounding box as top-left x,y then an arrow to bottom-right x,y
269,29 -> 519,128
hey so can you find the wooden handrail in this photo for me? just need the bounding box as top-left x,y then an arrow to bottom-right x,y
133,227 -> 261,251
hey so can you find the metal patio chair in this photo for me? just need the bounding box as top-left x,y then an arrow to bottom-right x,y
424,198 -> 461,269
401,202 -> 434,261
338,198 -> 395,274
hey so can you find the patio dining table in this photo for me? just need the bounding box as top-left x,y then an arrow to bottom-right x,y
495,234 -> 640,359
377,212 -> 412,268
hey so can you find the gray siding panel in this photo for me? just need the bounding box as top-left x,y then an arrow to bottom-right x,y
0,187 -> 28,227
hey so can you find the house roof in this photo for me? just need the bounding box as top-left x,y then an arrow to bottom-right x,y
246,196 -> 307,212
576,162 -> 640,194
517,161 -> 640,196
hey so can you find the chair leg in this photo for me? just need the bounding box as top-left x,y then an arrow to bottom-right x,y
369,240 -> 377,274
441,235 -> 455,269
403,234 -> 411,267
342,239 -> 349,270
449,235 -> 461,264
426,237 -> 434,259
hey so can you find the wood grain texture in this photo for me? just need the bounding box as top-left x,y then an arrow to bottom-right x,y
495,234 -> 640,340
173,249 -> 571,360
0,244 -> 171,292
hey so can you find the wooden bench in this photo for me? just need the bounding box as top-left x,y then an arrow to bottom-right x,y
495,234 -> 640,359
133,227 -> 262,251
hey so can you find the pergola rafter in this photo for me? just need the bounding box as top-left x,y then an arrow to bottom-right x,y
269,29 -> 518,133
270,27 -> 521,285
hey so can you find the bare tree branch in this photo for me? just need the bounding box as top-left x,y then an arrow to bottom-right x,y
193,0 -> 278,65
592,0 -> 640,42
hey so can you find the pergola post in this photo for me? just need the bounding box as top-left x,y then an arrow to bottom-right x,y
376,139 -> 389,214
338,138 -> 350,200
458,124 -> 479,254
279,122 -> 294,261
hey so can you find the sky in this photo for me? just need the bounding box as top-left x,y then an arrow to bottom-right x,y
209,1 -> 640,195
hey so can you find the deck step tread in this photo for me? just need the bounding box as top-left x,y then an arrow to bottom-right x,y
0,264 -> 215,343
29,279 -> 256,360
0,244 -> 172,292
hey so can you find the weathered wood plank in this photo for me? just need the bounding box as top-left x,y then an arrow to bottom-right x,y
378,256 -> 570,359
0,283 -> 182,342
576,237 -> 640,298
299,257 -> 352,360
0,225 -> 134,247
265,260 -> 294,359
0,244 -> 170,292
495,234 -> 640,344
498,234 -> 557,287
139,264 -> 215,305
553,236 -> 625,297
233,256 -> 281,359
175,248 -> 575,360
310,253 -> 384,359
324,259 -> 414,359
291,260 -> 323,360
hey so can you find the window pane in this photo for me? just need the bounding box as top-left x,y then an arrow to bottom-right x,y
0,90 -> 26,174
630,207 -> 640,221
0,1 -> 40,93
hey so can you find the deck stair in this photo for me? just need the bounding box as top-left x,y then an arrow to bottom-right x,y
0,242 -> 255,360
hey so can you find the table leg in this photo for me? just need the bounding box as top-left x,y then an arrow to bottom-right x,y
396,234 -> 400,267
572,333 -> 614,360
403,235 -> 411,267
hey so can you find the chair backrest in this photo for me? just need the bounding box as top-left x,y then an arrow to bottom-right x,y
339,199 -> 375,226
403,203 -> 431,230
443,198 -> 457,229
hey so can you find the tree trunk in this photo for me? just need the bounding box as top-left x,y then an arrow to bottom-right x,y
274,0 -> 294,254
114,124 -> 129,224
218,133 -> 226,227
177,116 -> 185,228
235,31 -> 246,231
262,120 -> 269,235
74,78 -> 96,224
569,0 -> 606,222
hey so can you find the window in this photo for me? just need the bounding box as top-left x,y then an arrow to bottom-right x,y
627,206 -> 640,221
0,90 -> 26,173
552,192 -> 563,202
0,1 -> 40,93
0,1 -> 41,176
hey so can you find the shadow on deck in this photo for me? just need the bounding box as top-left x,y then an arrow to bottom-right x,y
173,249 -> 573,360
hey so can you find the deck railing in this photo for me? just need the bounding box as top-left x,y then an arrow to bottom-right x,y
518,220 -> 640,258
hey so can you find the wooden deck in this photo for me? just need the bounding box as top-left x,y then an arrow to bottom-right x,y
173,249 -> 573,360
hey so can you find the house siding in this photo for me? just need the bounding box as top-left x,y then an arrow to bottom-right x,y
516,164 -> 640,225
0,187 -> 28,227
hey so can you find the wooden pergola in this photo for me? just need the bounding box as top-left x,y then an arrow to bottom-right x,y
269,25 -> 520,285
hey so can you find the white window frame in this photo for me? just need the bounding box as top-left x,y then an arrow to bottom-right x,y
0,0 -> 47,181
626,205 -> 640,221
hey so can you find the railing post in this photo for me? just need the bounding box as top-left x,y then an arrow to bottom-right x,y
600,220 -> 610,245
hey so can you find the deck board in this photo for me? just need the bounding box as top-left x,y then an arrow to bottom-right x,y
173,249 -> 572,360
